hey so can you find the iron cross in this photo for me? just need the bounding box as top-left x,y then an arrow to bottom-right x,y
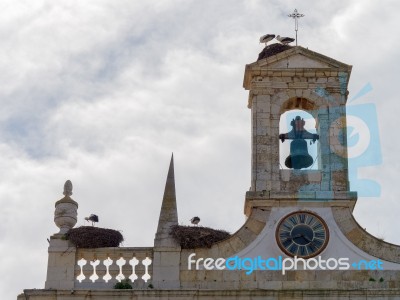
288,9 -> 304,46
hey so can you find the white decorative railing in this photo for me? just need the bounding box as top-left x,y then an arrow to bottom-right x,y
74,247 -> 153,289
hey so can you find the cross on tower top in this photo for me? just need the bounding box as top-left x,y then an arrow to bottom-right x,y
288,9 -> 305,46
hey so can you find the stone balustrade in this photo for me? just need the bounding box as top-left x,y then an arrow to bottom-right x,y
74,247 -> 153,289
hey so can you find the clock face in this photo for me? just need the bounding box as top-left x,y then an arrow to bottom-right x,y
276,211 -> 329,258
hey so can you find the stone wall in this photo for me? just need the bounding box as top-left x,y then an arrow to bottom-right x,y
17,288 -> 400,300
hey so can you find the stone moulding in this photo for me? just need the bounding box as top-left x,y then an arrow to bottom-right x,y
18,288 -> 400,299
333,207 -> 400,264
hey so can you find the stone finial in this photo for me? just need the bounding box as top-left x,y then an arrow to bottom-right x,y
63,180 -> 73,196
54,180 -> 78,235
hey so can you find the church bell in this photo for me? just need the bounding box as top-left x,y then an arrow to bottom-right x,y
284,139 -> 314,169
279,116 -> 319,170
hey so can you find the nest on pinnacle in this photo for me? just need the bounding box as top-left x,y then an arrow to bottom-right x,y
257,43 -> 292,61
66,226 -> 124,248
170,225 -> 231,249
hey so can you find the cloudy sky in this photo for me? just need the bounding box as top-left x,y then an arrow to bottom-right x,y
1,0 -> 400,298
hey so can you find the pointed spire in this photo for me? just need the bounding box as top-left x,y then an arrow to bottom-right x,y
155,154 -> 179,248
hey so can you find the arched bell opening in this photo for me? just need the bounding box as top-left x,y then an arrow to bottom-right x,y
279,109 -> 319,170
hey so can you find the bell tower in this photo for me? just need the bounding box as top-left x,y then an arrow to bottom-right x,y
244,44 -> 356,215
237,44 -> 400,272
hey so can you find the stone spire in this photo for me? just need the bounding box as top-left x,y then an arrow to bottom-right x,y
154,154 -> 179,248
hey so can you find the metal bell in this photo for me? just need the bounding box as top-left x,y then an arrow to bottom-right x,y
284,139 -> 314,169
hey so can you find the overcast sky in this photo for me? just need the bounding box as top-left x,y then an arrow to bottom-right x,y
2,0 -> 400,298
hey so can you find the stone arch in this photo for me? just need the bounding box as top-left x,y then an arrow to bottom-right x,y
279,94 -> 327,121
333,207 -> 400,263
270,90 -> 331,122
279,108 -> 319,170
281,97 -> 316,114
278,96 -> 323,168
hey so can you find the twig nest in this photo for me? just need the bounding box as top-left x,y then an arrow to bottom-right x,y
257,43 -> 291,61
170,225 -> 230,249
66,226 -> 124,248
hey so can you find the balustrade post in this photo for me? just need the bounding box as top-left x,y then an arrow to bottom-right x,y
45,180 -> 78,289
45,235 -> 77,289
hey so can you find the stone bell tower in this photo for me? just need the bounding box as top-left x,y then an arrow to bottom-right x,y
243,44 -> 355,215
240,44 -> 400,278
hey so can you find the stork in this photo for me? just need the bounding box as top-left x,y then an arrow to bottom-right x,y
190,216 -> 200,226
85,214 -> 99,226
276,35 -> 295,45
259,34 -> 275,45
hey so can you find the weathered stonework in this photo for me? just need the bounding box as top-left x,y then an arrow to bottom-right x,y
244,47 -> 352,197
333,207 -> 400,263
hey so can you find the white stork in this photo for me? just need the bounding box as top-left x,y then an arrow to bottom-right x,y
190,216 -> 200,226
276,35 -> 295,45
85,214 -> 99,226
259,34 -> 276,45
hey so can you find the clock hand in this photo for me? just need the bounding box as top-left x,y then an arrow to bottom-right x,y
301,235 -> 319,248
292,234 -> 315,245
292,234 -> 302,240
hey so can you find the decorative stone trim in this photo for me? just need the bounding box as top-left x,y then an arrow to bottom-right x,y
19,287 -> 400,300
333,207 -> 400,263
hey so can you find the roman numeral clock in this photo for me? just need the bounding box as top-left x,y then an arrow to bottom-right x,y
276,211 -> 329,258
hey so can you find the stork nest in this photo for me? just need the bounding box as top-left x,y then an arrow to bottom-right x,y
66,226 -> 124,248
170,225 -> 231,249
257,43 -> 292,61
